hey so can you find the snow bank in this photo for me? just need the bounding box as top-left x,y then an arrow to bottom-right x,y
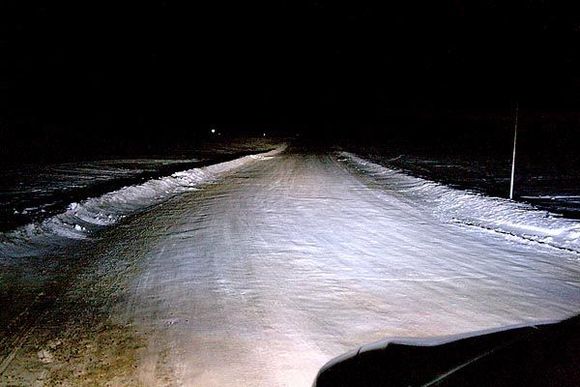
340,152 -> 580,254
0,145 -> 286,258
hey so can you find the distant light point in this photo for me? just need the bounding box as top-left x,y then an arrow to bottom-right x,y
211,129 -> 216,134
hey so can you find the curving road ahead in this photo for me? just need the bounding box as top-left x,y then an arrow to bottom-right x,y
2,147 -> 580,386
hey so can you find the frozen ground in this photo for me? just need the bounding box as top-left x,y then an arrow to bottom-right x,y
0,158 -> 199,229
2,145 -> 580,386
0,136 -> 281,232
352,145 -> 580,219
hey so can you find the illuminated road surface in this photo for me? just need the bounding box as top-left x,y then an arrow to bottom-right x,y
3,148 -> 580,385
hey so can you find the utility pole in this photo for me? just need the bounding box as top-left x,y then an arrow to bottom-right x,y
509,102 -> 519,200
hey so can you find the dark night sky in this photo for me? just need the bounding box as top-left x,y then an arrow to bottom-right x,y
1,1 -> 580,157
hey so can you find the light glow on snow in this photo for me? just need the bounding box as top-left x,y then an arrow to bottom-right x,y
2,147 -> 580,386
0,145 -> 286,258
340,152 -> 580,254
106,151 -> 580,386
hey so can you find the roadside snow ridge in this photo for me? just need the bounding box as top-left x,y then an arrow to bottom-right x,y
340,151 -> 580,255
0,145 -> 286,258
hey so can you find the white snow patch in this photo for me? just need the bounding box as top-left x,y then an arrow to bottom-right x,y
0,145 -> 286,258
341,151 -> 580,254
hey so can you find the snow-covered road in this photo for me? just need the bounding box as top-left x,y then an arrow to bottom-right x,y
3,147 -> 580,386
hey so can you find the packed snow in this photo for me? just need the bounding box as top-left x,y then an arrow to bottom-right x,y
2,147 -> 580,386
105,150 -> 580,385
340,152 -> 580,255
0,146 -> 286,258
